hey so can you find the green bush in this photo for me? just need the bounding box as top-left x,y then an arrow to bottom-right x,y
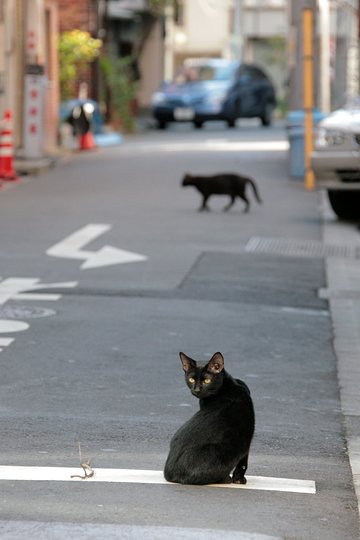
100,55 -> 138,133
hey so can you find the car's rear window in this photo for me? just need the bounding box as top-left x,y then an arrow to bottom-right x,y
173,64 -> 235,84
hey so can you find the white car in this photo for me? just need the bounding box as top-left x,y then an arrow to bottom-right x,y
311,99 -> 360,220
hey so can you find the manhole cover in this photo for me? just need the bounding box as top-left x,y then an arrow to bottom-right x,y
0,305 -> 56,319
245,237 -> 358,259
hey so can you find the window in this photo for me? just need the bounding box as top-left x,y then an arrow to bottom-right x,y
173,63 -> 236,84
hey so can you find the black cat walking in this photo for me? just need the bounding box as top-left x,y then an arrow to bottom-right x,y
164,352 -> 255,485
182,173 -> 262,212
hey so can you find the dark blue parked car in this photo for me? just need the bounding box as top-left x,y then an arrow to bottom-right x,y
151,58 -> 276,129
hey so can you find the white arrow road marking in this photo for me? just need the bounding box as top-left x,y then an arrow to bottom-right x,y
46,224 -> 148,269
0,466 -> 316,494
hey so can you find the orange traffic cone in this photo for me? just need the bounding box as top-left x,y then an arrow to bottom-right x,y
79,131 -> 96,151
0,110 -> 18,181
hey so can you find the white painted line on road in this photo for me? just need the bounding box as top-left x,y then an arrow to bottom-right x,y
120,141 -> 289,154
203,141 -> 289,152
0,466 -> 316,494
47,224 -> 148,269
13,293 -> 62,301
280,306 -> 329,317
0,521 -> 284,540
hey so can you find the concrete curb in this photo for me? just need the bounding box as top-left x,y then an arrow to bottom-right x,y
14,151 -> 73,176
321,191 -> 360,532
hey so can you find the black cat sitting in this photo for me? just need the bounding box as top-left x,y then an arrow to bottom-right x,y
164,352 -> 255,485
182,172 -> 262,212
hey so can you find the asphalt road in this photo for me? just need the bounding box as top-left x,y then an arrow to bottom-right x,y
0,121 -> 358,539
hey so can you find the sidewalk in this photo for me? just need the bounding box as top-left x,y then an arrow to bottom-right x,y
321,192 -> 360,529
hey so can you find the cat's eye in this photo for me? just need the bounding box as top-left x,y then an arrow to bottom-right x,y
188,377 -> 195,384
203,378 -> 212,384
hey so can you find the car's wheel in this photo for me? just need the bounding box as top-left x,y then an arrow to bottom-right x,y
260,103 -> 273,127
156,120 -> 167,130
328,190 -> 360,220
193,120 -> 203,129
227,118 -> 236,128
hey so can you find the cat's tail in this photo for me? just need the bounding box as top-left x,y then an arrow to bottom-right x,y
247,178 -> 262,204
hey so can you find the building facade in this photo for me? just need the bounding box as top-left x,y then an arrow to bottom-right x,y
0,0 -> 59,158
103,0 -> 164,111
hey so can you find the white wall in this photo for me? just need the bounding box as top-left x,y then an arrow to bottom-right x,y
174,0 -> 230,57
244,9 -> 287,37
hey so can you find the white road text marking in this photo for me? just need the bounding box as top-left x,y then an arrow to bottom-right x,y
0,278 -> 77,305
0,278 -> 77,352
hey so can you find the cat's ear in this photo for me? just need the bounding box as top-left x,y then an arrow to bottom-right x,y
207,352 -> 224,374
179,352 -> 196,373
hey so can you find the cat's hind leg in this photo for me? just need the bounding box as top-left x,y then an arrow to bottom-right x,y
232,453 -> 249,484
239,193 -> 250,213
223,195 -> 236,211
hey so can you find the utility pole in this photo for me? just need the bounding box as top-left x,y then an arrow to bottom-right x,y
288,0 -> 317,111
164,4 -> 175,81
23,0 -> 46,158
231,0 -> 243,61
303,7 -> 315,189
318,0 -> 330,113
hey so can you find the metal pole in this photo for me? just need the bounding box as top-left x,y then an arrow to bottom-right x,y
164,4 -> 174,81
232,0 -> 243,61
318,0 -> 331,113
303,7 -> 315,190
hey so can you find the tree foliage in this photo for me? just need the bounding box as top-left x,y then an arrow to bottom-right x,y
59,30 -> 102,100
